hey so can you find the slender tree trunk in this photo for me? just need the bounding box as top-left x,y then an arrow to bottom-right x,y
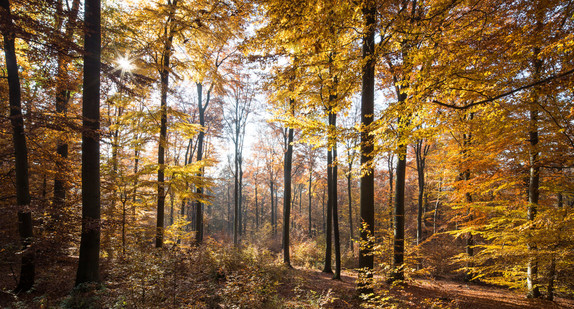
347,173 -> 353,251
332,144 -> 341,279
227,185 -> 231,235
390,55 -> 410,281
330,110 -> 341,279
359,0 -> 376,293
283,107 -> 294,266
547,192 -> 562,301
52,0 -> 80,223
195,82 -> 207,244
415,141 -> 426,247
308,168 -> 313,238
133,149 -> 139,208
156,0 -> 177,248
275,189 -> 279,234
388,154 -> 394,231
433,177 -> 441,234
121,197 -> 127,256
234,149 -> 240,245
527,46 -> 543,299
169,188 -> 175,225
1,0 -> 35,293
76,0 -> 101,285
322,186 -> 326,234
392,142 -> 407,282
255,185 -> 259,228
323,143 -> 333,274
239,161 -> 243,236
270,179 -> 275,236
464,186 -> 473,281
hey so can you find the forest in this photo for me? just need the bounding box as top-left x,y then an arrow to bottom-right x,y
1,0 -> 574,308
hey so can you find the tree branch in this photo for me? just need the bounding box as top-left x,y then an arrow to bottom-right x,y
432,68 -> 574,110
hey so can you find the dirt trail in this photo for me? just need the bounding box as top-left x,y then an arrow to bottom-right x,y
282,268 -> 574,309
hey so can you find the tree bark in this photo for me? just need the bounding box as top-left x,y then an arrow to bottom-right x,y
76,0 -> 101,285
322,186 -> 326,234
392,142 -> 407,282
547,192 -> 562,301
388,154 -> 394,231
358,0 -> 376,294
195,81 -> 209,244
1,0 -> 35,293
415,140 -> 428,247
308,165 -> 313,238
332,120 -> 341,280
255,184 -> 259,228
347,172 -> 353,251
282,101 -> 294,265
462,126 -> 474,281
526,45 -> 543,299
156,0 -> 177,248
52,0 -> 80,221
270,179 -> 275,236
323,142 -> 333,274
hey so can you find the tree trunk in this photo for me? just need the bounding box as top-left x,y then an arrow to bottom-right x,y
283,108 -> 294,266
547,192 -> 562,301
415,140 -> 427,247
433,177 -> 442,234
332,146 -> 341,279
76,0 -> 101,285
327,104 -> 341,279
1,0 -> 35,293
195,82 -> 207,244
323,142 -> 333,274
392,143 -> 407,282
155,0 -> 177,248
227,185 -> 232,235
347,173 -> 353,251
526,46 -> 543,299
270,179 -> 275,236
52,0 -> 80,223
308,167 -> 313,238
275,189 -> 279,235
233,146 -> 240,245
255,184 -> 259,228
239,160 -> 244,236
388,154 -> 394,231
359,0 -> 376,294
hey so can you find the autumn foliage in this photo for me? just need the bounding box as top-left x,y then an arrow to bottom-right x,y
1,0 -> 574,307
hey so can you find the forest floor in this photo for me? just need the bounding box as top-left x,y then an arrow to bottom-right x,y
2,256 -> 574,308
278,268 -> 574,309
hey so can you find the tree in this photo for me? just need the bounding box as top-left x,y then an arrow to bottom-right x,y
282,98 -> 295,265
329,108 -> 341,279
358,0 -> 376,292
526,3 -> 544,298
76,0 -> 101,285
223,76 -> 254,246
52,0 -> 80,224
340,110 -> 359,251
414,139 -> 430,247
155,0 -> 178,248
1,0 -> 35,293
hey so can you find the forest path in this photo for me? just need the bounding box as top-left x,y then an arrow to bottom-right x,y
280,267 -> 574,308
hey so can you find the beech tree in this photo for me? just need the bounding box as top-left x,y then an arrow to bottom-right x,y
52,0 -> 80,224
155,0 -> 178,248
1,0 -> 35,293
282,98 -> 295,265
76,0 -> 101,285
358,0 -> 376,291
223,76 -> 254,245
